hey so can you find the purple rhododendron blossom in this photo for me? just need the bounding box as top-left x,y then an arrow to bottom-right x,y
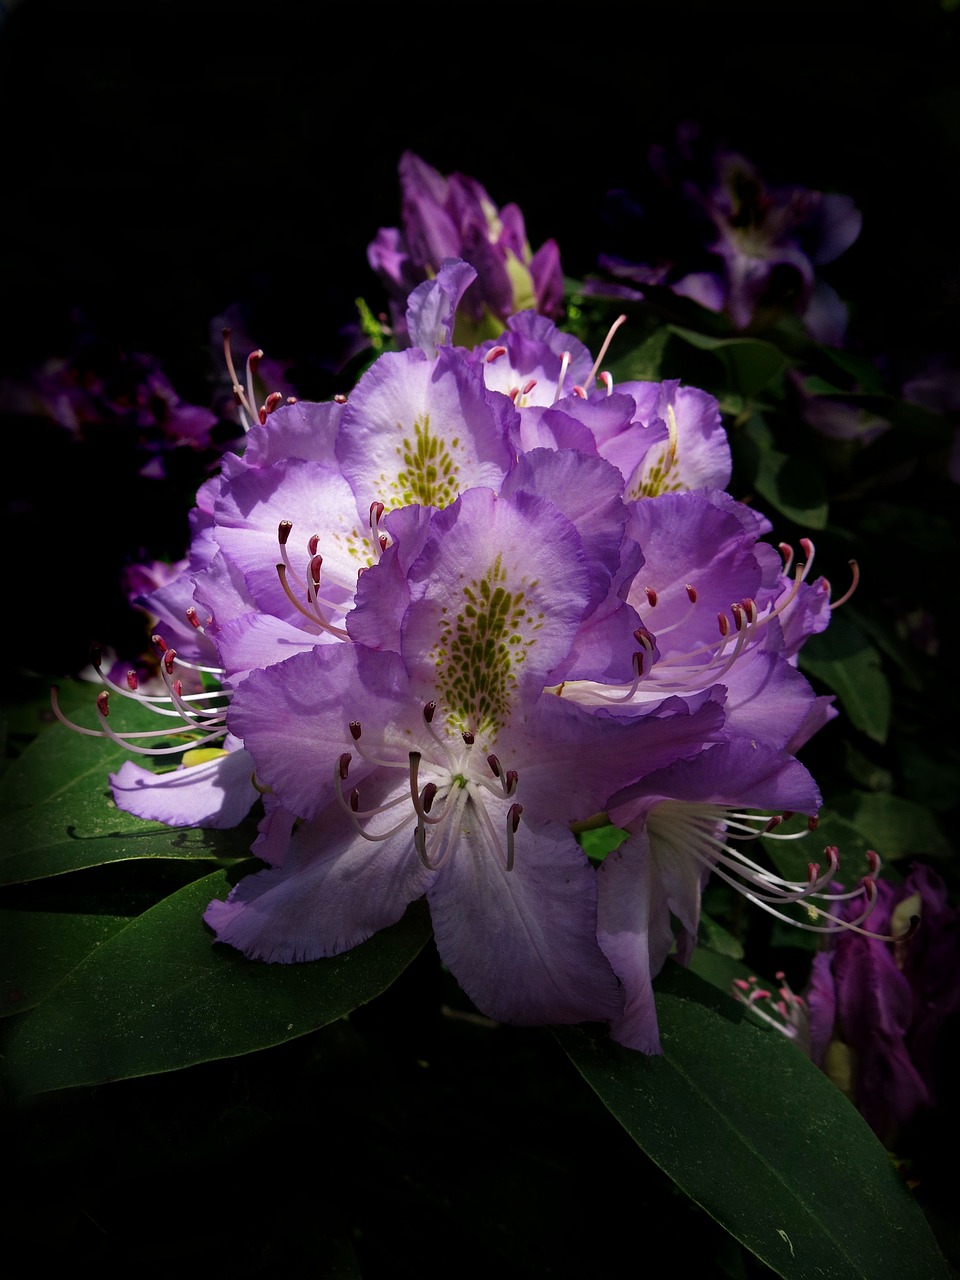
59,257 -> 853,1045
369,152 -> 564,346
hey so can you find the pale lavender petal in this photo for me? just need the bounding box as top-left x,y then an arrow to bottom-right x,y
405,259 -> 478,354
243,399 -> 344,466
336,347 -> 516,514
205,785 -> 431,962
111,742 -> 258,828
428,820 -> 622,1026
400,487 -> 590,702
597,828 -> 677,1053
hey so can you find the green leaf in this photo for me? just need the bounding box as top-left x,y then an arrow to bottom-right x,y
823,791 -> 953,863
0,706 -> 253,884
0,908 -> 131,1018
799,615 -> 891,744
0,873 -> 433,1096
752,449 -> 829,529
0,784 -> 253,885
557,963 -> 951,1280
667,326 -> 791,399
606,325 -> 671,382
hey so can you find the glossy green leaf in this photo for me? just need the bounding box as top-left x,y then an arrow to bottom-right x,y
1,873 -> 433,1096
799,616 -> 891,744
0,705 -> 253,884
557,963 -> 951,1280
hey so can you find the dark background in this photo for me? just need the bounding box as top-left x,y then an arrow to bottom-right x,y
3,6 -> 960,1276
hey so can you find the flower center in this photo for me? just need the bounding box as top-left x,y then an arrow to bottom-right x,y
334,703 -> 523,873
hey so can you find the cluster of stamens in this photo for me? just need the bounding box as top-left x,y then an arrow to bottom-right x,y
482,312 -> 627,406
732,972 -> 810,1048
575,539 -> 858,706
50,637 -> 229,760
650,799 -> 917,942
333,701 -> 523,873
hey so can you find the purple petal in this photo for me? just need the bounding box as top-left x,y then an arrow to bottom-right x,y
428,820 -> 622,1026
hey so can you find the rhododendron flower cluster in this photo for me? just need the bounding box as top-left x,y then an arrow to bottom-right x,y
57,260 -> 876,1052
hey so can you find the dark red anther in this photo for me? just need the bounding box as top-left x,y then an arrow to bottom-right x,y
634,649 -> 645,677
782,811 -> 794,822
97,690 -> 110,716
685,584 -> 697,603
286,397 -> 298,405
369,501 -> 384,524
505,769 -> 519,793
633,625 -> 655,648
350,788 -> 360,812
339,753 -> 352,780
422,782 -> 438,813
764,814 -> 783,833
423,701 -> 437,723
221,326 -> 232,341
509,802 -> 523,832
309,555 -> 323,587
717,612 -> 730,637
90,642 -> 103,670
461,731 -> 475,745
248,350 -> 262,376
571,385 -> 587,399
126,670 -> 138,691
278,520 -> 293,546
308,534 -> 320,555
163,649 -> 177,676
484,345 -> 507,363
522,378 -> 537,396
349,722 -> 362,741
731,602 -> 744,631
334,394 -> 347,404
264,391 -> 283,415
645,587 -> 658,608
508,387 -> 520,403
378,535 -> 388,552
172,679 -> 182,698
866,849 -> 880,875
186,606 -> 201,629
258,407 -> 268,425
808,814 -> 820,831
151,633 -> 168,653
487,754 -> 501,778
